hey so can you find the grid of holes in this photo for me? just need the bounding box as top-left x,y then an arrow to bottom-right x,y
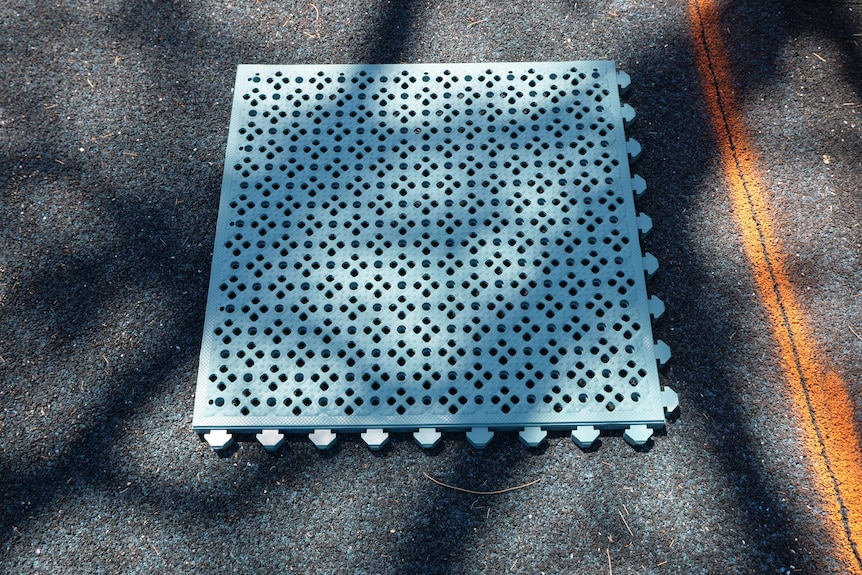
203,64 -> 653,423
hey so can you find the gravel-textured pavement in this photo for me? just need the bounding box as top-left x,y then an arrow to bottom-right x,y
2,1 -> 861,573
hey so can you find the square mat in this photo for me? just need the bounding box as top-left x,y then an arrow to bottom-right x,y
193,62 -> 675,450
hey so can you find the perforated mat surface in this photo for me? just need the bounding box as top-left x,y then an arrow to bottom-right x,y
193,62 -> 675,450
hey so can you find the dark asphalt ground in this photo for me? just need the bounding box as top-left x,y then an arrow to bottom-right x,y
2,0 -> 861,573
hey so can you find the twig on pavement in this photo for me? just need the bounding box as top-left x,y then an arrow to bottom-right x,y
423,472 -> 541,495
619,509 -> 634,537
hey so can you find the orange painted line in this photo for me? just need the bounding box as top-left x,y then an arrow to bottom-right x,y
689,0 -> 862,571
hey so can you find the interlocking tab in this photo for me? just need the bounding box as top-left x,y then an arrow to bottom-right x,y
467,427 -> 495,449
637,213 -> 652,237
413,427 -> 443,449
518,426 -> 548,448
193,62 -> 674,451
631,175 -> 647,200
623,424 -> 653,447
203,429 -> 233,450
256,429 -> 285,451
361,428 -> 390,450
308,428 -> 337,450
571,425 -> 601,449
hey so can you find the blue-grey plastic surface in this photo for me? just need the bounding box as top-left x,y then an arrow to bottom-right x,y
193,62 -> 674,448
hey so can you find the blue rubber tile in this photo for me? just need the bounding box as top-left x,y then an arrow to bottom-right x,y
193,62 -> 675,450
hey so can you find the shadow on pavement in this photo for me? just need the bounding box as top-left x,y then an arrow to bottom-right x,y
622,7 -> 810,569
358,0 -> 428,64
1,0 -> 855,572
